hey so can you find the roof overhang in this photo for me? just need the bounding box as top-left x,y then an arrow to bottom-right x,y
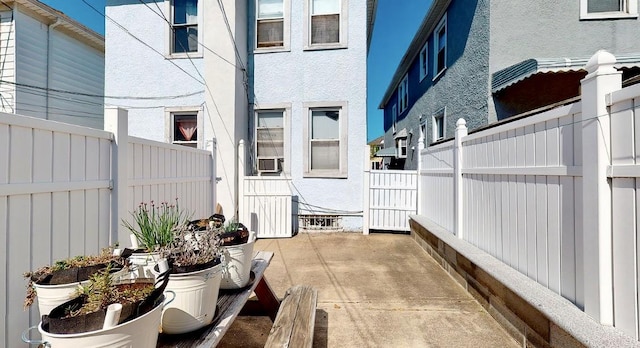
492,53 -> 640,93
375,147 -> 397,157
367,0 -> 378,52
394,128 -> 408,139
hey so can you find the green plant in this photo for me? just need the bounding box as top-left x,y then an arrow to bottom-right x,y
122,199 -> 191,252
223,219 -> 241,234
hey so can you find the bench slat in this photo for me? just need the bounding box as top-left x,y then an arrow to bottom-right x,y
264,285 -> 317,348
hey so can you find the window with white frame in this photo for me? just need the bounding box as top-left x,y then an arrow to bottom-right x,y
170,0 -> 199,54
391,104 -> 397,133
171,113 -> 199,147
396,137 -> 407,158
432,108 -> 445,141
304,0 -> 347,49
419,42 -> 428,81
256,110 -> 285,174
256,0 -> 287,49
433,15 -> 447,77
580,0 -> 638,19
303,102 -> 347,177
398,74 -> 408,113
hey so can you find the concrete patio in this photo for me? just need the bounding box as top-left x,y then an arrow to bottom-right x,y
218,232 -> 519,347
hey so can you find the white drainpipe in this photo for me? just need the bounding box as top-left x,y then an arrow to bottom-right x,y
46,18 -> 61,120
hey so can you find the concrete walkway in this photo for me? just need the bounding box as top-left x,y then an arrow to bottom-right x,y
219,232 -> 519,348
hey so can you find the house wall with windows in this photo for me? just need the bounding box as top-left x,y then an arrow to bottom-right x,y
249,0 -> 368,230
105,0 -> 247,215
0,0 -> 104,129
379,0 -> 640,171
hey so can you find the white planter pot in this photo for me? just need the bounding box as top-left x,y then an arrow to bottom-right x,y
33,282 -> 83,317
220,232 -> 256,289
161,263 -> 223,334
128,252 -> 162,279
23,294 -> 169,348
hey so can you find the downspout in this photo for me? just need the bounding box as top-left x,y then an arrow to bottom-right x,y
46,18 -> 61,120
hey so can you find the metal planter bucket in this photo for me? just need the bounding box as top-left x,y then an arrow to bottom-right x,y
128,252 -> 162,279
160,263 -> 223,334
220,232 -> 256,289
33,281 -> 83,317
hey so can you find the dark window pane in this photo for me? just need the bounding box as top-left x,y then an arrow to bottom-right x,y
588,0 -> 622,12
311,14 -> 339,44
174,0 -> 197,25
173,26 -> 198,53
174,114 -> 197,141
257,19 -> 284,47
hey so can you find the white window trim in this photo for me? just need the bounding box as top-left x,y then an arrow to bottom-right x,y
580,0 -> 638,19
419,42 -> 428,81
165,105 -> 204,148
433,14 -> 447,80
254,0 -> 291,53
254,103 -> 291,175
396,137 -> 407,159
391,104 -> 397,134
165,0 -> 203,59
303,0 -> 349,50
302,101 -> 348,178
432,107 -> 446,142
398,74 -> 408,114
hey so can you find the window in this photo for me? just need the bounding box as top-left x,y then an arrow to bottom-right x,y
391,104 -> 397,133
304,0 -> 348,49
419,42 -> 428,81
166,107 -> 202,147
396,137 -> 407,158
433,15 -> 447,77
303,102 -> 348,177
256,110 -> 284,174
432,108 -> 446,141
170,0 -> 199,54
581,0 -> 637,19
299,214 -> 342,232
256,0 -> 288,50
398,74 -> 408,113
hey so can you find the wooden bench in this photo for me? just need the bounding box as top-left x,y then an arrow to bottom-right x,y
157,251 -> 279,348
264,285 -> 318,348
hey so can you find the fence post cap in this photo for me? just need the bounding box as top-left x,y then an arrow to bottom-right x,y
456,118 -> 467,127
585,50 -> 617,74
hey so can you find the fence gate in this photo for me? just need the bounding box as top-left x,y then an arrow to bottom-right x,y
365,169 -> 418,232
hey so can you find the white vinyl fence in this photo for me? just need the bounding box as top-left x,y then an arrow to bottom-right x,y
364,169 -> 417,232
416,51 -> 640,339
0,108 -> 216,348
238,140 -> 293,238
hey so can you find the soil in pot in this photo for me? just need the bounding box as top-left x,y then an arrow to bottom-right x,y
220,223 -> 250,246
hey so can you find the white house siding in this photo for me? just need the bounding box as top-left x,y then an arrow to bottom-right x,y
106,0 -> 246,217
14,9 -> 47,118
0,10 -> 15,112
251,0 -> 368,230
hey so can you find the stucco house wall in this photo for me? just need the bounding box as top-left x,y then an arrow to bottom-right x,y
250,0 -> 367,230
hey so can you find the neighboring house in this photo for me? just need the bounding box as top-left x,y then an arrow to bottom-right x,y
0,0 -> 104,129
249,0 -> 370,231
379,0 -> 640,170
368,136 -> 384,169
106,0 -> 375,231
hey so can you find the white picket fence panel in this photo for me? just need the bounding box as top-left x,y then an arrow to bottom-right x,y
367,169 -> 417,231
0,109 -> 216,348
419,141 -> 454,232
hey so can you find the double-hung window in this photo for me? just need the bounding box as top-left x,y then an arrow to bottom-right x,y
419,42 -> 428,81
396,137 -> 407,158
166,107 -> 202,148
432,108 -> 446,142
256,0 -> 288,50
398,74 -> 408,114
303,102 -> 348,177
170,0 -> 199,54
580,0 -> 638,19
304,0 -> 348,49
256,110 -> 285,174
391,104 -> 397,133
433,14 -> 447,77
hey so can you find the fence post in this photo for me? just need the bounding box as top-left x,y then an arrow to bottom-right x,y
238,139 -> 246,226
454,118 -> 467,238
416,128 -> 424,216
580,50 -> 621,325
210,138 -> 217,215
104,108 -> 128,247
363,145 -> 370,235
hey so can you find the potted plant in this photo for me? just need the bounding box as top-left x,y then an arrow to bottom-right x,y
122,200 -> 190,278
219,218 -> 256,289
155,222 -> 224,334
24,247 -> 125,317
22,267 -> 172,348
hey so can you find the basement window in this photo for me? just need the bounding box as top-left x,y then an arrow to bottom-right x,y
299,214 -> 343,232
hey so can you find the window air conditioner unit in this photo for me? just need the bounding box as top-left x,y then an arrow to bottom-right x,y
258,157 -> 281,174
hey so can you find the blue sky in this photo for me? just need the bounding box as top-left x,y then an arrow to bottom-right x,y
40,0 -> 431,142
